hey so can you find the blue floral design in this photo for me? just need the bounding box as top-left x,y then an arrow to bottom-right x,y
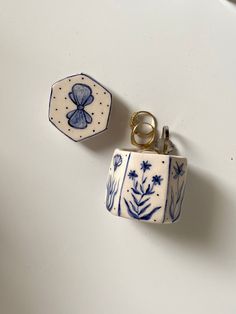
113,154 -> 122,171
152,175 -> 163,186
140,161 -> 152,172
169,162 -> 186,222
124,161 -> 162,220
106,175 -> 119,211
128,170 -> 138,180
173,162 -> 185,179
106,154 -> 123,211
67,84 -> 94,129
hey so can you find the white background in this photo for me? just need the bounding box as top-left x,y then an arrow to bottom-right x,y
0,0 -> 236,313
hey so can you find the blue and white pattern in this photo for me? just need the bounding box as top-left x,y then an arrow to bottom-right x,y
106,175 -> 119,211
113,154 -> 122,172
169,161 -> 186,222
123,161 -> 162,220
106,154 -> 123,211
105,149 -> 187,224
49,73 -> 112,142
67,84 -> 94,129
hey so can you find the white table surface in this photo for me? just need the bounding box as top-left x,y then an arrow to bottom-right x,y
0,0 -> 236,313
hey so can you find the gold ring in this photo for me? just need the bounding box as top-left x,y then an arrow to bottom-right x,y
131,122 -> 156,149
130,111 -> 157,130
133,121 -> 154,138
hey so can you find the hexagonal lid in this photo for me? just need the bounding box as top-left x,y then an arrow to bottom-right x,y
49,73 -> 112,141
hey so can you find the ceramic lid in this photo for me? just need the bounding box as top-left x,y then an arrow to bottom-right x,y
49,73 -> 112,141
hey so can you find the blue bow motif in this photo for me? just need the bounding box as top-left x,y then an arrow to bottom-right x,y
66,84 -> 94,129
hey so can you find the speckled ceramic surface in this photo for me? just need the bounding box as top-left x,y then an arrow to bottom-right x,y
49,73 -> 112,141
106,149 -> 187,223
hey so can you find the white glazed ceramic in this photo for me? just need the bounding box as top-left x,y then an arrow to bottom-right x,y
106,149 -> 187,223
49,73 -> 112,141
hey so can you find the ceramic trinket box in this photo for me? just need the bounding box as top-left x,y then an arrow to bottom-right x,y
105,111 -> 187,224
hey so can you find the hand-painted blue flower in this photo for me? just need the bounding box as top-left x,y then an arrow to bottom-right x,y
128,170 -> 138,180
113,154 -> 122,171
140,160 -> 152,172
67,84 -> 94,129
173,162 -> 185,179
152,175 -> 163,185
106,175 -> 119,211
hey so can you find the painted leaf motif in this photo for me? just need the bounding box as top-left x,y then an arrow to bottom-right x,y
145,184 -> 151,194
132,193 -> 140,206
138,203 -> 151,216
169,188 -> 175,220
140,206 -> 161,220
176,181 -> 184,204
142,177 -> 147,184
124,199 -> 139,219
131,187 -> 141,195
106,175 -> 119,211
140,184 -> 144,194
130,201 -> 138,214
175,189 -> 185,221
139,197 -> 150,207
